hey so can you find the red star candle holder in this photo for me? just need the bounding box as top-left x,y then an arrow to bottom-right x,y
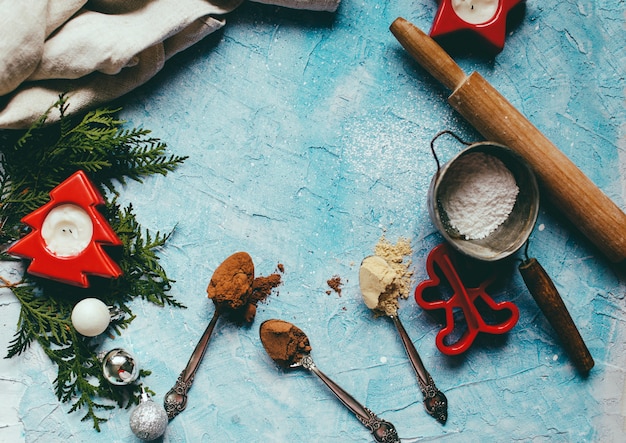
430,0 -> 524,54
8,170 -> 123,287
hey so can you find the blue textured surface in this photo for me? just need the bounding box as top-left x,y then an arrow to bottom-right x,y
1,1 -> 625,442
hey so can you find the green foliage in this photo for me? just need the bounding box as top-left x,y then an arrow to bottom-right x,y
0,95 -> 187,430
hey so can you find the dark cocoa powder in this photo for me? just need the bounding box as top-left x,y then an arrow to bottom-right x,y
259,319 -> 311,368
207,252 -> 283,323
326,275 -> 342,296
206,251 -> 254,311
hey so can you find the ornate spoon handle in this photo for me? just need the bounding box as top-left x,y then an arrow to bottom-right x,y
390,315 -> 448,424
300,354 -> 399,443
164,308 -> 221,419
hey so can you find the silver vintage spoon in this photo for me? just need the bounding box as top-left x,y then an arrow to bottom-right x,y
360,255 -> 448,424
163,307 -> 221,419
259,319 -> 400,443
164,252 -> 254,419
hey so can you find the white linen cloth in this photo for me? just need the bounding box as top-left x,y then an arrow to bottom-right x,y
0,0 -> 340,129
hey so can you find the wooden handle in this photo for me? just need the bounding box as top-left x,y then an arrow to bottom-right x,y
519,258 -> 594,374
390,17 -> 466,91
390,17 -> 626,263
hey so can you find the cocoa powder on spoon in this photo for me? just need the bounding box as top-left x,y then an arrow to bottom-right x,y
259,319 -> 311,368
207,253 -> 283,323
207,251 -> 255,310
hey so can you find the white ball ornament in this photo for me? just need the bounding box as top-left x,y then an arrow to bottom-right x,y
71,298 -> 111,336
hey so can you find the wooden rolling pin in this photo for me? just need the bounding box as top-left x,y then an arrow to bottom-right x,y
390,17 -> 626,263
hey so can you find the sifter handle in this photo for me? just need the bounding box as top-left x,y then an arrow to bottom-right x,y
519,258 -> 594,375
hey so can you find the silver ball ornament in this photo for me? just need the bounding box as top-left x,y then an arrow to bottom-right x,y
130,388 -> 169,441
102,348 -> 139,385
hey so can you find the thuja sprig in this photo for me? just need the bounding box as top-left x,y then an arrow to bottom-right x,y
0,95 -> 187,430
106,199 -> 185,309
0,94 -> 187,244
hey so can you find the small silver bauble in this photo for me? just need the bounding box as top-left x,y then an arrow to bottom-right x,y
130,387 -> 169,441
101,348 -> 139,385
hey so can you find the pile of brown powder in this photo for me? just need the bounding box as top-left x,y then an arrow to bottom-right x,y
207,252 -> 283,323
326,275 -> 343,295
206,251 -> 254,311
246,271 -> 283,322
259,319 -> 311,368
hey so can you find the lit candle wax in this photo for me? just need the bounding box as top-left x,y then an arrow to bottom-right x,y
452,0 -> 498,24
41,204 -> 94,257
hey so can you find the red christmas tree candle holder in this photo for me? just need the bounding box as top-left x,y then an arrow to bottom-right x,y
430,0 -> 524,53
8,170 -> 123,287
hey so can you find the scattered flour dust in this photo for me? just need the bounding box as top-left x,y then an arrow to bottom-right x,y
440,151 -> 519,239
343,117 -> 423,177
341,116 -> 432,218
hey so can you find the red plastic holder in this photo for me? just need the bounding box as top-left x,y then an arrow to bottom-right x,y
8,170 -> 123,287
414,243 -> 519,355
429,0 -> 525,54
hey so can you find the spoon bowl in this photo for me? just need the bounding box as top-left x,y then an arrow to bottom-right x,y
260,319 -> 400,443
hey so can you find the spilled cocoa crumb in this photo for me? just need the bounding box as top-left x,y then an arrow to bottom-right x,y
251,273 -> 282,304
238,271 -> 283,323
326,275 -> 343,296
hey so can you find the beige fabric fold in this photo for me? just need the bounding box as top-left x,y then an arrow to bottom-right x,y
250,0 -> 339,12
0,0 -> 339,129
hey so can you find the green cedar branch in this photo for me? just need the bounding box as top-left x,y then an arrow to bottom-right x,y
0,95 -> 186,430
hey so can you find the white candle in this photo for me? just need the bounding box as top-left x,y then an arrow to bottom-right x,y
71,298 -> 111,337
451,0 -> 499,24
41,204 -> 93,257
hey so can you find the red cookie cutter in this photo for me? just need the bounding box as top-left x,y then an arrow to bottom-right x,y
414,243 -> 519,355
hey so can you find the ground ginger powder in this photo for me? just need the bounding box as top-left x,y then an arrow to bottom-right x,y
364,236 -> 414,316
